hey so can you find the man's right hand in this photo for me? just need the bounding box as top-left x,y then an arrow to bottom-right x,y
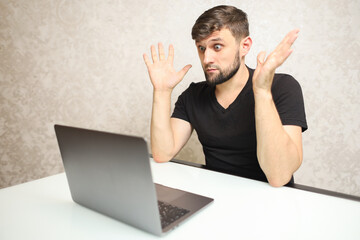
143,43 -> 193,163
143,43 -> 192,91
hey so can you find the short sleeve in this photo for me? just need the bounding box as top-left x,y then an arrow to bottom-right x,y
272,74 -> 308,132
171,84 -> 193,123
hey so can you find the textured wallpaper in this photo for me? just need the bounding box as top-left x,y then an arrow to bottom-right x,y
0,0 -> 359,196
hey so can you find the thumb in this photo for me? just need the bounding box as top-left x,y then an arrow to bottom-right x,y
257,51 -> 267,66
177,64 -> 192,80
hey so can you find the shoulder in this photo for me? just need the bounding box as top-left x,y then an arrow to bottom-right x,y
271,73 -> 304,102
180,81 -> 212,97
186,81 -> 209,91
247,66 -> 302,93
272,73 -> 301,92
172,81 -> 211,120
271,73 -> 307,131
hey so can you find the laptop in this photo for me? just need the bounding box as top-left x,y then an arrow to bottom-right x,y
54,124 -> 213,236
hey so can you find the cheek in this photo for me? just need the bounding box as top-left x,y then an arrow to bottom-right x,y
221,50 -> 238,64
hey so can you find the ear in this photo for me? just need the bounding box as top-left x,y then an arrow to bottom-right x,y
239,36 -> 252,57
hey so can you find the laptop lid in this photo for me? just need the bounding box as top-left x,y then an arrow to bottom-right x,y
54,124 -> 213,236
55,124 -> 163,235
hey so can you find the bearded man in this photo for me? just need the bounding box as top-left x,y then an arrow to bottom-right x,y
143,5 -> 307,187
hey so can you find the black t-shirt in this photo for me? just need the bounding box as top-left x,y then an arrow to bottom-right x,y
171,67 -> 307,182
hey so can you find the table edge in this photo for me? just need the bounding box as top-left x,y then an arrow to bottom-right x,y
166,157 -> 360,202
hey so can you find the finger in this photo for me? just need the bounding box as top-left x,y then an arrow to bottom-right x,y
257,51 -> 267,66
285,29 -> 299,47
143,53 -> 151,68
269,47 -> 293,69
279,30 -> 299,59
278,29 -> 299,51
177,64 -> 192,80
168,44 -> 174,64
281,48 -> 294,63
281,29 -> 299,44
158,42 -> 165,61
150,45 -> 158,62
270,29 -> 298,65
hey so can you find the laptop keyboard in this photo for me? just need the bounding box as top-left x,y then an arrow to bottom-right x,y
158,201 -> 190,229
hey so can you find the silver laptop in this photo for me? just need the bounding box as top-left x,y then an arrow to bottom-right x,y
54,124 -> 213,236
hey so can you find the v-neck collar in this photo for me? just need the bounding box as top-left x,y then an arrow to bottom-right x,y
211,66 -> 254,113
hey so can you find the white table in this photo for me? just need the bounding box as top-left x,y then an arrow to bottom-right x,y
1,160 -> 359,239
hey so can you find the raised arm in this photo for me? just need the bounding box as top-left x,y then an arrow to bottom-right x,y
143,43 -> 193,163
252,29 -> 303,187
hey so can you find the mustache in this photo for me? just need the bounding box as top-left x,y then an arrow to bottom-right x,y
204,64 -> 220,70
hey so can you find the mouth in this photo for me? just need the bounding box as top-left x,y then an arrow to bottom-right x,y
206,68 -> 218,73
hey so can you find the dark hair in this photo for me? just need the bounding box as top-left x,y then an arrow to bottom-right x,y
191,5 -> 249,42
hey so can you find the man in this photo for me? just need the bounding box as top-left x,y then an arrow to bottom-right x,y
143,5 -> 307,187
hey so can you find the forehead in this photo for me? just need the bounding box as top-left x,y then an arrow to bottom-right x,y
196,28 -> 236,45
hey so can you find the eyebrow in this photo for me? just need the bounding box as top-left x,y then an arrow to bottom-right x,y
209,37 -> 223,42
196,37 -> 224,45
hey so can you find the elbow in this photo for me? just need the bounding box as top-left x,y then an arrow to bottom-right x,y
267,174 -> 292,187
261,153 -> 302,188
152,153 -> 172,163
268,178 -> 287,188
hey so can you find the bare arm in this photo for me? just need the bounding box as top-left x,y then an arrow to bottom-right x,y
252,29 -> 303,187
143,43 -> 192,162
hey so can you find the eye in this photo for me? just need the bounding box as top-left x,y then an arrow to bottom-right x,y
198,46 -> 206,52
214,44 -> 222,51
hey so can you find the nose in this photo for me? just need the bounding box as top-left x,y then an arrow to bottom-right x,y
203,49 -> 215,65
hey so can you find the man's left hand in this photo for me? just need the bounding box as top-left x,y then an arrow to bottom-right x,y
252,29 -> 299,94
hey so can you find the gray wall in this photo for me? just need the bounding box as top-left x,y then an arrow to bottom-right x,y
0,0 -> 359,196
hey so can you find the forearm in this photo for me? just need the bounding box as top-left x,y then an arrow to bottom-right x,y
151,90 -> 176,163
254,90 -> 301,187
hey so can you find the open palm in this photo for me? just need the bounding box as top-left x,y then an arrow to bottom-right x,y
143,43 -> 192,91
253,29 -> 299,93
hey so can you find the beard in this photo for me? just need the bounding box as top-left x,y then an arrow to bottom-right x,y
204,51 -> 241,86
